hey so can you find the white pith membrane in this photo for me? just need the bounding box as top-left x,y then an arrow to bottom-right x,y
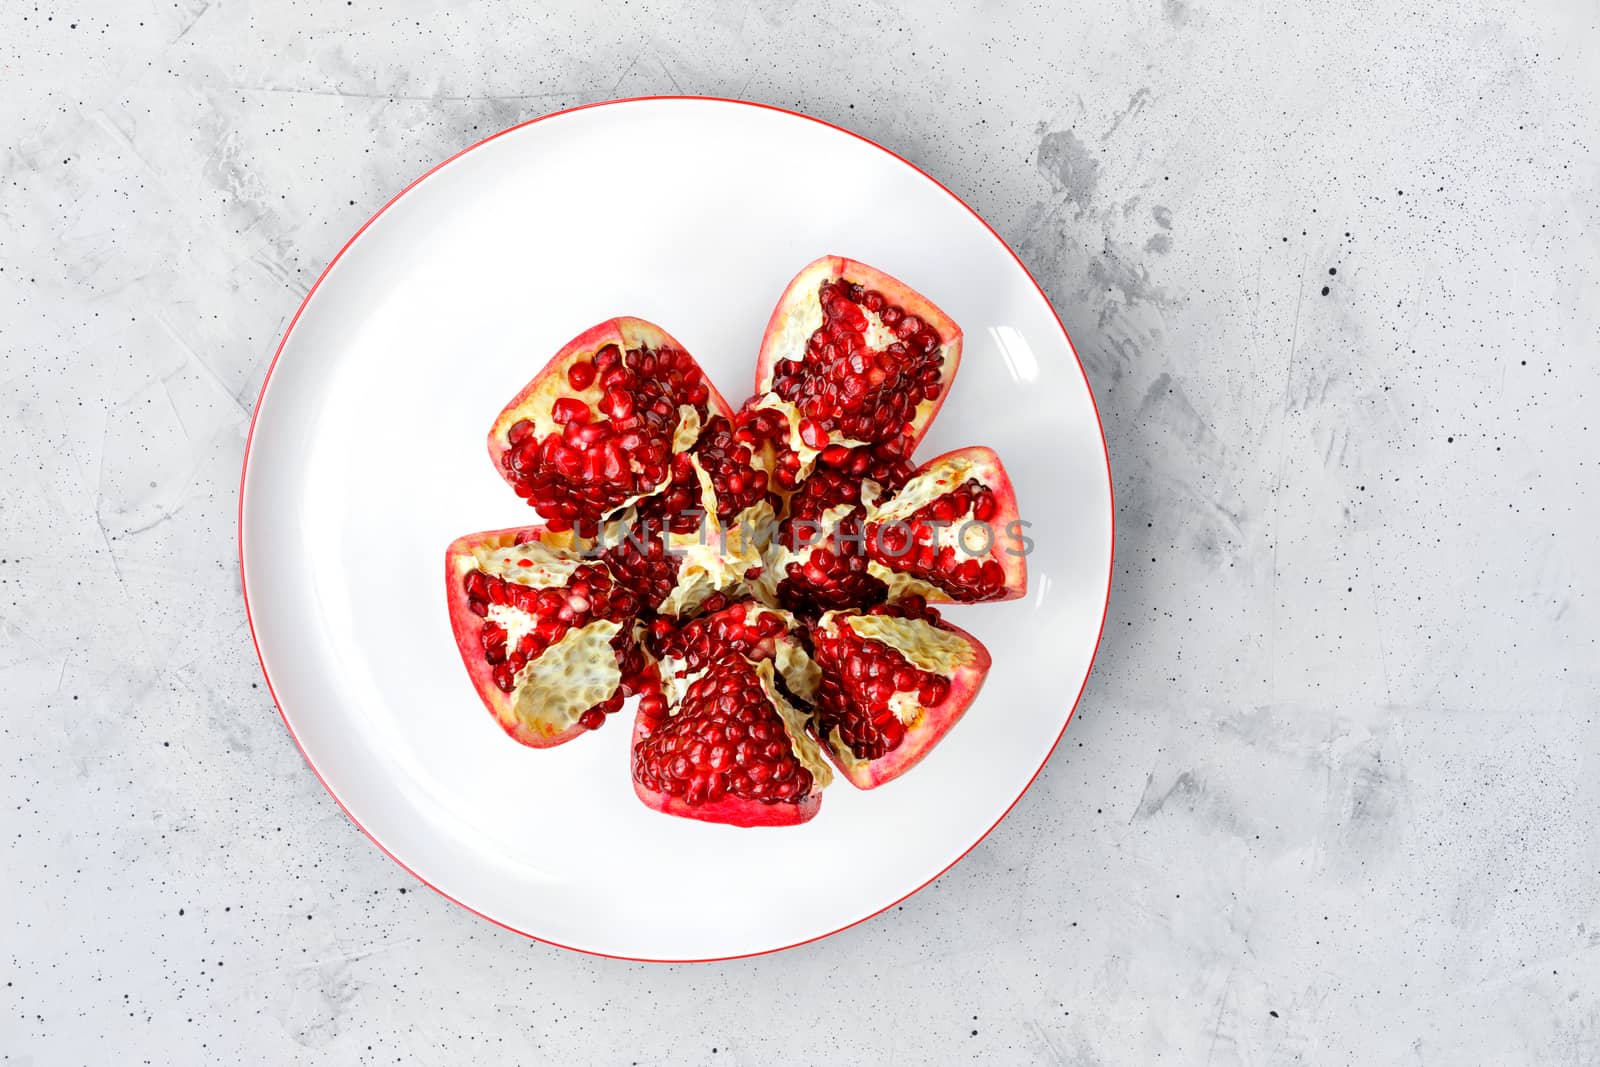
461,533 -> 584,589
818,610 -> 978,732
773,627 -> 821,705
660,450 -> 729,616
752,658 -> 833,791
668,404 -> 704,456
758,260 -> 830,391
868,454 -> 982,524
721,498 -> 777,585
508,619 -> 623,735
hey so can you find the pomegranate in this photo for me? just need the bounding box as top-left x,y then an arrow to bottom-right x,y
752,256 -> 962,460
445,526 -> 648,747
446,257 -> 1026,825
862,446 -> 1027,603
631,608 -> 831,826
809,598 -> 992,788
488,317 -> 732,535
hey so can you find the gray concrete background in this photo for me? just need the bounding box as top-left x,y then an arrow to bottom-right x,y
4,1 -> 1598,1063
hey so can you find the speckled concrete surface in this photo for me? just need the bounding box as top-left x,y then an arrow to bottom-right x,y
4,1 -> 1599,1063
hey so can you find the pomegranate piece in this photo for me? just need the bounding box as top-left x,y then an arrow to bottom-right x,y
631,648 -> 831,828
862,445 -> 1026,604
488,317 -> 732,535
809,598 -> 992,788
445,525 -> 648,747
752,256 -> 962,458
632,600 -> 827,826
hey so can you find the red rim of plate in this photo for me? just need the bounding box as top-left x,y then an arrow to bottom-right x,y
237,95 -> 1116,963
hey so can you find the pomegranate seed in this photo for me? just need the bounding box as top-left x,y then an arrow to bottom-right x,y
566,360 -> 596,390
551,397 -> 590,425
572,422 -> 607,447
798,418 -> 829,450
601,387 -> 634,420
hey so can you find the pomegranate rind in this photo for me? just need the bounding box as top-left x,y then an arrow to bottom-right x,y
753,256 -> 963,455
444,525 -> 631,749
632,777 -> 822,827
486,317 -> 735,526
812,610 -> 993,789
864,445 -> 1027,604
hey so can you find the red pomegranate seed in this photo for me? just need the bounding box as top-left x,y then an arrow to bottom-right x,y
551,397 -> 590,425
798,418 -> 829,450
567,360 -> 596,390
601,387 -> 634,420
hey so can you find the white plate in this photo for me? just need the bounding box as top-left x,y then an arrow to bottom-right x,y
240,97 -> 1112,961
